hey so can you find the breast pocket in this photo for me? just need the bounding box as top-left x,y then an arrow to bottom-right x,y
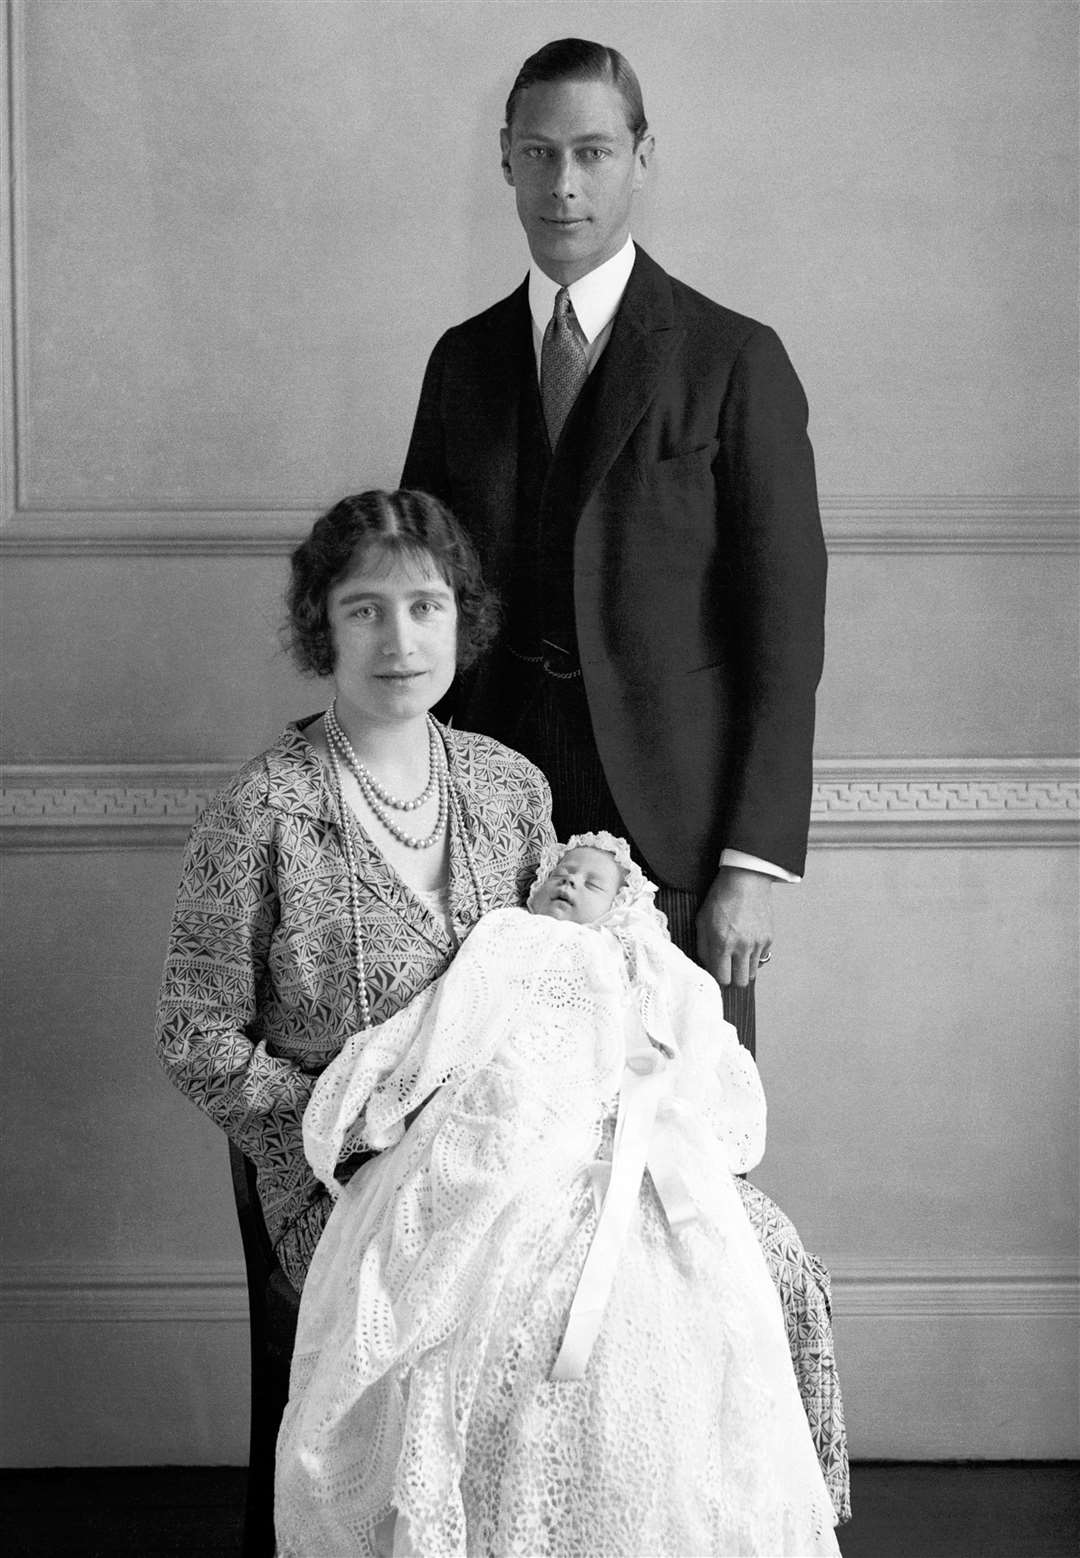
656,439 -> 719,466
636,439 -> 719,493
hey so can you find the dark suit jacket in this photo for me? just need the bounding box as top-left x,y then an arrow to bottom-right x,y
402,246 -> 826,892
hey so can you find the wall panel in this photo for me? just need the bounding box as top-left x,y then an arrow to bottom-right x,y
4,0 -> 1077,541
2,548 -> 1077,763
2,0 -> 1077,1467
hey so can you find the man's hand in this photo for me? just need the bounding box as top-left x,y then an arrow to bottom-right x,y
696,866 -> 774,988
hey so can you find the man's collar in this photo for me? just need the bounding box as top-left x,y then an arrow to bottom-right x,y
528,237 -> 636,343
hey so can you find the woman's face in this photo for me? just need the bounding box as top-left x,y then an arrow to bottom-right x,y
326,545 -> 458,730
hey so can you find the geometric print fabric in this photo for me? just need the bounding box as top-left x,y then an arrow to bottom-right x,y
157,720 -> 556,1265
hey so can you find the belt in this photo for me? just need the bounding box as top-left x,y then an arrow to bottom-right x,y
507,640 -> 582,681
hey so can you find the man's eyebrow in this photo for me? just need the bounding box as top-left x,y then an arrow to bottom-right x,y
516,129 -> 619,145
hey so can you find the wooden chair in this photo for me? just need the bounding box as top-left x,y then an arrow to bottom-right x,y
229,1140 -> 300,1558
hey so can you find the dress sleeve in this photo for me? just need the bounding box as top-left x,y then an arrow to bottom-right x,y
155,779 -> 315,1178
304,911 -> 539,1189
519,762 -> 557,897
301,986 -> 443,1191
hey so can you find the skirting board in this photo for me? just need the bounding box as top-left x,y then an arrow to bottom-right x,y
1,757 -> 1077,850
1,1256 -> 1074,1325
2,1258 -> 1076,1462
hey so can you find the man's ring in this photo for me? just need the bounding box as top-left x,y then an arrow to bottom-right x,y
758,951 -> 772,965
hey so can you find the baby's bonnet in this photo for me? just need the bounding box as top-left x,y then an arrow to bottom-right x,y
527,831 -> 690,1052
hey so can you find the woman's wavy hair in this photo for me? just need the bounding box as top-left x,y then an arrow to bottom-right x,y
286,490 -> 499,678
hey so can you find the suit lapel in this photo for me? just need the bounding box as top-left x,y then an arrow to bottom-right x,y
557,247 -> 682,514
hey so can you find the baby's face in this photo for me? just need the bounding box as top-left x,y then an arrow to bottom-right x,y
531,847 -> 624,925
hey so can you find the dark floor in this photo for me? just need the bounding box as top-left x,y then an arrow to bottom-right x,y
1,1462 -> 1077,1557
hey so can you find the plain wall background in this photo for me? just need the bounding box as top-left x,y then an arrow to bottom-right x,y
1,0 -> 1077,1464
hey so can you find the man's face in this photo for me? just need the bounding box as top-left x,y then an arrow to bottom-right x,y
500,77 -> 652,286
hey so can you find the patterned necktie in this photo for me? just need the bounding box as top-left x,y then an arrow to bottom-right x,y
540,287 -> 588,448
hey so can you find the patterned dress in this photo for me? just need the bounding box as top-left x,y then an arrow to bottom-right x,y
156,719 -> 556,1284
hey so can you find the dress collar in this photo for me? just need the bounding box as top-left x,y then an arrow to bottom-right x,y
265,715 -> 465,823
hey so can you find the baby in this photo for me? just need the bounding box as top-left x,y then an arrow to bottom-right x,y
528,841 -> 627,923
274,833 -> 839,1557
298,829 -> 763,1251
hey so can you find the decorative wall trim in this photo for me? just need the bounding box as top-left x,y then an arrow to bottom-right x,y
821,496 -> 1079,555
1,507 -> 318,555
1,757 -> 1076,850
810,758 -> 1079,846
1,496 -> 1077,556
0,763 -> 234,849
1,1256 -> 1074,1325
827,1256 -> 1080,1320
0,1261 -> 247,1324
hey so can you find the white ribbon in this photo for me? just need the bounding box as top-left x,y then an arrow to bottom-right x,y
550,1002 -> 700,1381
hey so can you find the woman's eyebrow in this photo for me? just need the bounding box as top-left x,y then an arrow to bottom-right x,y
333,588 -> 383,605
335,584 -> 453,606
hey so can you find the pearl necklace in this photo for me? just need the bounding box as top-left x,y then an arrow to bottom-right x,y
326,702 -> 438,812
326,702 -> 447,851
324,716 -> 489,1032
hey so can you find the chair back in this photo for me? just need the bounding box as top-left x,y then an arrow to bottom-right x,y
228,1140 -> 300,1558
229,1139 -> 277,1297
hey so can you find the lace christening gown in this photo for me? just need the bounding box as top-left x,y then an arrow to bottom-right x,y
275,909 -> 841,1557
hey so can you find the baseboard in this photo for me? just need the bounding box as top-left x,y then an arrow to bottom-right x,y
2,1257 -> 1075,1461
1,1255 -> 1074,1324
828,1256 -> 1079,1318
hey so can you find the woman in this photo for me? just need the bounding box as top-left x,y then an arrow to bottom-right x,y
156,489 -> 555,1287
157,487 -> 848,1527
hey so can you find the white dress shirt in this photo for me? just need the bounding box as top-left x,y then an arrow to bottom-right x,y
527,238 -> 798,885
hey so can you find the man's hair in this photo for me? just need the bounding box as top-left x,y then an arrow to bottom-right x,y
504,38 -> 648,145
286,489 -> 499,677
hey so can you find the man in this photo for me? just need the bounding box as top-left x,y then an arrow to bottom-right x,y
402,38 -> 826,1056
402,49 -> 847,1515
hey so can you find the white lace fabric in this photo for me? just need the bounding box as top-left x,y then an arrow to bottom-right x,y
276,908 -> 840,1556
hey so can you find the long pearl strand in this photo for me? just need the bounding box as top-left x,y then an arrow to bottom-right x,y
326,701 -> 447,851
326,731 -> 375,1032
325,716 -> 489,1033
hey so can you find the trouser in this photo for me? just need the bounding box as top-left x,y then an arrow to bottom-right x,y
499,655 -> 756,1055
